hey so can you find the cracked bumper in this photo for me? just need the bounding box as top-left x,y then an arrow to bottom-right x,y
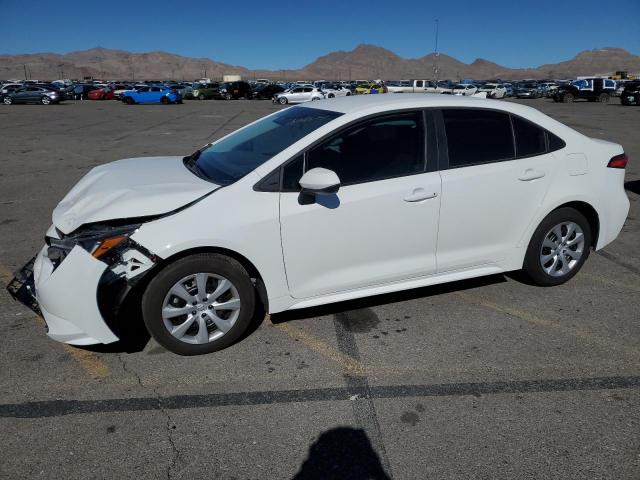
13,246 -> 119,345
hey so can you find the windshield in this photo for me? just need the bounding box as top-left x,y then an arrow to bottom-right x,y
187,107 -> 342,185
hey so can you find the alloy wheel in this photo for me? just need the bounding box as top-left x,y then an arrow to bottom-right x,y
161,273 -> 241,345
539,222 -> 585,277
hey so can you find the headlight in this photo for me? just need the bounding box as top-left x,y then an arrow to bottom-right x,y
47,223 -> 141,267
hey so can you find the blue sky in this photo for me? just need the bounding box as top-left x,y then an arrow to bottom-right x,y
1,0 -> 638,70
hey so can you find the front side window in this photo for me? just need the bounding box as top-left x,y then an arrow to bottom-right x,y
442,109 -> 514,167
305,112 -> 425,185
188,107 -> 342,185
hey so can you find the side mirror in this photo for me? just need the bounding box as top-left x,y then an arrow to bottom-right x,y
299,167 -> 340,195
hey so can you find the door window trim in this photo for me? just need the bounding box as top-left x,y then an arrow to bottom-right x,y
254,108 -> 437,192
434,107 -> 567,170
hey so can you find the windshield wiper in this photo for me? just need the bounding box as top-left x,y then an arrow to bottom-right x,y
183,149 -> 209,180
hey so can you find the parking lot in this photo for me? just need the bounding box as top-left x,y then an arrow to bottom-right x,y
0,97 -> 639,479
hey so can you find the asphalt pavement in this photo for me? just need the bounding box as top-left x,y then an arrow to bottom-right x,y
0,97 -> 638,479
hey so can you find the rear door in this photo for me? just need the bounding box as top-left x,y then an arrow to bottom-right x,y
436,108 -> 557,272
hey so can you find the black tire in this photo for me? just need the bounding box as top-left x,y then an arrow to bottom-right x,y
124,96 -> 134,105
142,254 -> 256,355
161,96 -> 169,105
562,93 -> 574,103
198,94 -> 205,100
278,97 -> 288,105
522,207 -> 592,286
41,96 -> 51,105
598,93 -> 610,103
224,92 -> 232,100
3,97 -> 13,105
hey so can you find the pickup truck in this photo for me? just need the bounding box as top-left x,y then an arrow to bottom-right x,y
386,80 -> 445,94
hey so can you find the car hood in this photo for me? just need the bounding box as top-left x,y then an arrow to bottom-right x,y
52,156 -> 219,234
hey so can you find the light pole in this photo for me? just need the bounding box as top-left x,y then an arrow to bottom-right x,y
433,19 -> 440,82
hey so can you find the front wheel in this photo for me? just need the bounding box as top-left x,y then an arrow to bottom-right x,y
224,93 -> 232,100
522,208 -> 591,286
3,97 -> 12,105
41,96 -> 51,105
142,254 -> 257,355
598,93 -> 610,103
562,93 -> 574,103
278,97 -> 288,105
198,94 -> 205,100
161,96 -> 169,105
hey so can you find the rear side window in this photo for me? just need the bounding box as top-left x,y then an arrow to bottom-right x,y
512,116 -> 546,157
547,131 -> 566,152
442,109 -> 515,167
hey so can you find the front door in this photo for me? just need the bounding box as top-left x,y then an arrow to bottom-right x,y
279,110 -> 441,299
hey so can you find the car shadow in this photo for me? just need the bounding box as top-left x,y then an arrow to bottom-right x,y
76,273 -> 508,354
292,427 -> 391,480
271,274 -> 506,323
625,179 -> 640,195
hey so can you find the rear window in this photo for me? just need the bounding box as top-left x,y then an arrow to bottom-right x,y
512,116 -> 546,157
442,109 -> 515,167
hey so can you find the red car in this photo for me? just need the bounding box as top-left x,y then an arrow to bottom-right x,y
87,88 -> 115,100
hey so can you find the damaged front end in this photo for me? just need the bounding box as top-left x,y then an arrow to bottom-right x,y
6,220 -> 161,345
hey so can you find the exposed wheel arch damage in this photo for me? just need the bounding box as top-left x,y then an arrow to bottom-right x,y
99,245 -> 269,350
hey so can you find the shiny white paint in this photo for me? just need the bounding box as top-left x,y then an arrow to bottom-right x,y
36,94 -> 629,344
298,168 -> 340,191
34,246 -> 118,345
52,156 -> 218,234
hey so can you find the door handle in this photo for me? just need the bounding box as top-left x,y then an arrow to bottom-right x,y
518,169 -> 545,181
404,188 -> 438,202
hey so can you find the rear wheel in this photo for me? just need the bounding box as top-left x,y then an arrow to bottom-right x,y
562,93 -> 574,103
3,97 -> 12,105
224,92 -> 232,100
198,94 -> 205,100
598,92 -> 610,103
142,254 -> 257,355
522,208 -> 591,286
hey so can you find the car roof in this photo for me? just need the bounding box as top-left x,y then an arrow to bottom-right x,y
298,93 -> 565,127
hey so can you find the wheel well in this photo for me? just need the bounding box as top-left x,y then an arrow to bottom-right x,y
552,201 -> 599,248
155,247 -> 268,309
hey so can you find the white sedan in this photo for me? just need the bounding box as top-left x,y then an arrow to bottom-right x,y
478,83 -> 507,99
452,84 -> 478,95
321,85 -> 352,98
8,95 -> 629,355
273,86 -> 324,104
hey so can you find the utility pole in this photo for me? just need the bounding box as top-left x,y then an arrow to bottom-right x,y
23,64 -> 27,80
433,19 -> 440,82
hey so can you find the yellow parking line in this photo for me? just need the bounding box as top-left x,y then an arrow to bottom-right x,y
62,345 -> 111,379
0,263 -> 14,287
456,291 -> 640,356
1,261 -> 111,379
578,272 -> 640,293
272,319 -> 366,376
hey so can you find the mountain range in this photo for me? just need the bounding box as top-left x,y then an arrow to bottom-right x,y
1,45 -> 638,81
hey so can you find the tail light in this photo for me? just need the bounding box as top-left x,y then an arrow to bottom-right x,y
607,153 -> 628,169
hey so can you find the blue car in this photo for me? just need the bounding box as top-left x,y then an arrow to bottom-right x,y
121,85 -> 182,105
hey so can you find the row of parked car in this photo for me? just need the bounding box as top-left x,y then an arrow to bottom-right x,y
2,77 -> 636,106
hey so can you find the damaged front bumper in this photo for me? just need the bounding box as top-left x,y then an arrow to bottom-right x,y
6,229 -> 158,346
